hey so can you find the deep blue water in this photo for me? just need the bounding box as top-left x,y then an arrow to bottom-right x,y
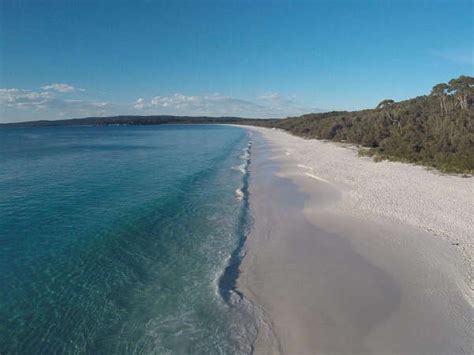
0,124 -> 256,354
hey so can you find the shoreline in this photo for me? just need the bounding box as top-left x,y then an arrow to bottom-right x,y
238,126 -> 473,354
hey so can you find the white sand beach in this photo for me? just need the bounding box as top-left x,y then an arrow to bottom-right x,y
238,126 -> 473,354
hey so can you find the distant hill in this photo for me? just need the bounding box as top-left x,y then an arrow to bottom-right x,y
0,115 -> 252,127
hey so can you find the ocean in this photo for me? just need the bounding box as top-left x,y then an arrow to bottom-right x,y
0,124 -> 257,354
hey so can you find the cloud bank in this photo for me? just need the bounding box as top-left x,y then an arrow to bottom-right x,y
133,93 -> 320,118
0,87 -> 110,120
41,83 -> 85,93
1,85 -> 322,122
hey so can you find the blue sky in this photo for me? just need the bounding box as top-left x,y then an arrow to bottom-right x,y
0,0 -> 472,122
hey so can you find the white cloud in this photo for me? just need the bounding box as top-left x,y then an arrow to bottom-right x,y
1,86 -> 323,122
0,89 -> 53,108
134,98 -> 146,109
134,93 -> 265,117
41,83 -> 85,93
133,92 -> 321,118
0,87 -> 111,120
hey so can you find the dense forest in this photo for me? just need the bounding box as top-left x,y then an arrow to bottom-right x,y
2,76 -> 472,173
249,75 -> 474,174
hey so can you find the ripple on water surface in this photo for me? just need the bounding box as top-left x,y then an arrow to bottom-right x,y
0,125 -> 258,354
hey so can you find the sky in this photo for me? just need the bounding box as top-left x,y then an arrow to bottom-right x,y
0,0 -> 472,122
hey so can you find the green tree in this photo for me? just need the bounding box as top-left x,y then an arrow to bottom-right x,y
448,75 -> 474,110
431,83 -> 449,115
376,99 -> 400,131
376,99 -> 395,109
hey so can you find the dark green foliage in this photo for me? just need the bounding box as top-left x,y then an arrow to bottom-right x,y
376,99 -> 395,109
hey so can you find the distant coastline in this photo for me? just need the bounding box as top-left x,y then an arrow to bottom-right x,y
0,115 -> 261,128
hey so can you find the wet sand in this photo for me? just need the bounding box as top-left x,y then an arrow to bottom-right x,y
238,128 -> 473,354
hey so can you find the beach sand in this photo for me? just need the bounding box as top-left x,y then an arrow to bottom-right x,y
238,127 -> 473,354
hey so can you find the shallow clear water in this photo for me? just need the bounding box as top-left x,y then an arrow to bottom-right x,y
0,124 -> 256,354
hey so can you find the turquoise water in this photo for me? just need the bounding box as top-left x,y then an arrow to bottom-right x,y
0,125 -> 256,354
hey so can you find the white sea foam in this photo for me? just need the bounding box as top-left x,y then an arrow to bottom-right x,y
235,140 -> 252,176
235,188 -> 245,201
